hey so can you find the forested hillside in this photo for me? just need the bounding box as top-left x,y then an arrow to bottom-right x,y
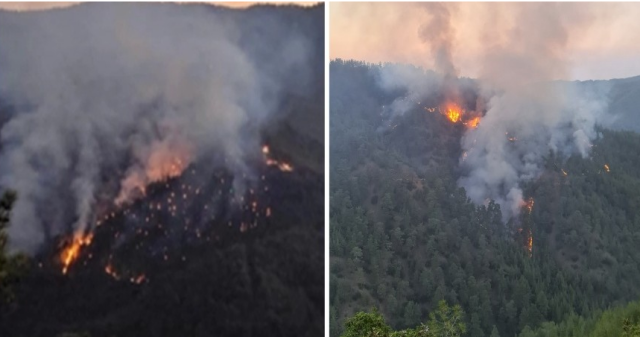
330,60 -> 640,337
0,4 -> 324,336
520,298 -> 640,337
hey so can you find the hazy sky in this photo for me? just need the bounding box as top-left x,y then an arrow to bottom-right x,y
0,1 -> 317,11
331,2 -> 640,81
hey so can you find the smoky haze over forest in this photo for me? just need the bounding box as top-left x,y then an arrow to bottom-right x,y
0,2 -> 321,253
331,2 -> 640,221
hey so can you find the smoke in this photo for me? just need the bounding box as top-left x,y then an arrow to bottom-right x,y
375,63 -> 440,119
0,3 -> 314,253
459,82 -> 610,220
418,3 -> 457,79
459,3 -> 611,220
367,3 -> 615,221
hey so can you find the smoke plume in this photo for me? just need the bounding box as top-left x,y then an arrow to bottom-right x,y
370,3 -> 614,221
459,3 -> 611,220
0,3 -> 313,253
418,3 -> 457,79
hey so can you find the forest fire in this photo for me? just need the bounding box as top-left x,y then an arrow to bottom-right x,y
604,164 -> 610,172
262,145 -> 294,172
517,227 -> 533,257
60,233 -> 94,274
429,101 -> 482,128
524,198 -> 535,214
441,102 -> 462,123
115,142 -> 193,206
465,116 -> 481,129
53,143 -> 292,278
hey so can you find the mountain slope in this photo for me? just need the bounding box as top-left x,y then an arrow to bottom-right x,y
0,4 -> 324,336
330,60 -> 640,337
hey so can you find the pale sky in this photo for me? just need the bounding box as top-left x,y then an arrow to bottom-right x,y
331,2 -> 640,81
0,1 -> 318,11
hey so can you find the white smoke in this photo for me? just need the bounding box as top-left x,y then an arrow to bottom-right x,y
369,3 -> 615,221
459,82 -> 610,220
457,3 -> 612,220
0,3 -> 314,252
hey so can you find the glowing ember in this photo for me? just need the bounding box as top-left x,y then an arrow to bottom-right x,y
105,263 -> 120,280
522,197 -> 534,214
60,233 -> 94,274
262,144 -> 294,172
131,274 -> 146,284
604,164 -> 610,173
278,162 -> 293,172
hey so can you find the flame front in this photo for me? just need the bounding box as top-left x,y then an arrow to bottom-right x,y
430,102 -> 482,128
442,103 -> 462,123
520,198 -> 534,257
60,233 -> 94,274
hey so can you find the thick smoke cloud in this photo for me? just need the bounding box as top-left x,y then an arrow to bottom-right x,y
0,3 -> 312,253
369,3 -> 615,221
459,3 -> 611,220
459,82 -> 610,220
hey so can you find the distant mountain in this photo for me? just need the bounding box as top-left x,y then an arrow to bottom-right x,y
580,75 -> 640,133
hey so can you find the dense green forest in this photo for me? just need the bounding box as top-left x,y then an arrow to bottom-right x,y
342,300 -> 467,337
330,60 -> 640,337
519,298 -> 640,337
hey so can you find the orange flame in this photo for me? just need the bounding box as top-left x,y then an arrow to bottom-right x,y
442,102 -> 462,123
433,102 -> 482,127
604,164 -> 610,173
60,233 -> 94,274
465,116 -> 481,129
527,229 -> 533,257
